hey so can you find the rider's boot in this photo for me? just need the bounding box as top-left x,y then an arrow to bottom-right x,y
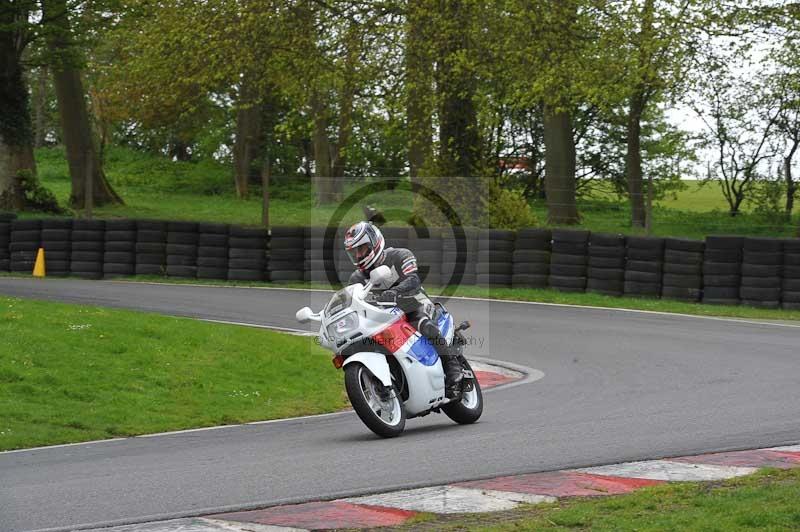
440,348 -> 463,398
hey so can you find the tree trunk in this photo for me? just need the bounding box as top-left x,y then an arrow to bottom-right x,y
232,102 -> 263,199
434,0 -> 482,224
328,23 -> 360,200
626,0 -> 654,229
43,0 -> 121,208
301,138 -> 313,178
543,104 -> 578,224
33,68 -> 48,148
626,92 -> 646,228
261,155 -> 270,227
169,140 -> 191,162
406,1 -> 433,181
330,73 -> 355,200
0,7 -> 33,210
312,93 -> 335,205
785,141 -> 798,221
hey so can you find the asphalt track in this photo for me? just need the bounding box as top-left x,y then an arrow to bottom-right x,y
1,278 -> 799,532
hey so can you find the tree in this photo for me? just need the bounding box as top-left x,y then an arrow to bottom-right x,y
405,0 -> 434,181
766,7 -> 800,222
774,74 -> 800,221
696,70 -> 780,216
613,0 -> 703,228
42,0 -> 122,207
501,0 -> 607,224
0,1 -> 34,210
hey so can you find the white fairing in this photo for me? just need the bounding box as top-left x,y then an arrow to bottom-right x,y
342,352 -> 392,387
298,280 -> 460,419
396,354 -> 447,414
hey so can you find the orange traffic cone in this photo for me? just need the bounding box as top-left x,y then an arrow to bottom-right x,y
33,248 -> 46,277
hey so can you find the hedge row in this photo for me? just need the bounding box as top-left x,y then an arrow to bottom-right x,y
2,216 -> 799,310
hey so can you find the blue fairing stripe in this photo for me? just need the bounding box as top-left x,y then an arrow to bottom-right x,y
437,312 -> 452,338
408,336 -> 439,366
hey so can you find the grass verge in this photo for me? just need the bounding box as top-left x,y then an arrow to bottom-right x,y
6,273 -> 796,323
382,468 -> 800,531
29,146 -> 800,239
0,296 -> 346,451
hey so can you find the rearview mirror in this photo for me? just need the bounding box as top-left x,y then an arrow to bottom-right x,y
295,307 -> 314,323
370,265 -> 391,284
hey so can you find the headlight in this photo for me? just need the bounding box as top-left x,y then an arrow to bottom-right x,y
326,311 -> 359,339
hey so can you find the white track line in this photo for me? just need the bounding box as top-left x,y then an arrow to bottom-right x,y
103,280 -> 800,329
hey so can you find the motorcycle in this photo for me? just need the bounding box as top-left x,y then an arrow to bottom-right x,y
296,264 -> 483,437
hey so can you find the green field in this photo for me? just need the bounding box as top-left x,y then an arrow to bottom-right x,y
390,468 -> 800,531
0,296 -> 346,451
30,146 -> 799,240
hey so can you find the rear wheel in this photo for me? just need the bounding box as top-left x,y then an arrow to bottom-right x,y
344,363 -> 405,438
442,359 -> 483,424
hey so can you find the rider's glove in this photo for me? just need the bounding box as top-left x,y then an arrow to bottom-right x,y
378,289 -> 398,303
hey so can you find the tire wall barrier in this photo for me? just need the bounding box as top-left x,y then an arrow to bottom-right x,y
624,236 -> 664,298
587,232 -> 625,296
477,229 -> 514,287
0,212 -> 14,272
197,223 -> 229,280
1,214 -> 799,309
41,218 -> 72,277
549,229 -> 589,292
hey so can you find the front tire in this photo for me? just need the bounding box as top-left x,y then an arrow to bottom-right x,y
345,363 -> 406,438
442,360 -> 483,424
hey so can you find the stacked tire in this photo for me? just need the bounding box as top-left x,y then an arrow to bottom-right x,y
135,220 -> 167,276
586,232 -> 626,296
477,229 -> 514,287
166,222 -> 198,278
10,219 -> 41,274
70,220 -> 105,279
410,228 -> 443,286
228,226 -> 267,281
702,236 -> 743,306
512,228 -> 551,289
305,226 -> 342,286
549,229 -> 589,293
41,219 -> 72,276
197,223 -> 229,280
782,239 -> 800,310
661,238 -> 704,302
442,227 -> 477,287
739,238 -> 783,308
383,226 -> 410,251
103,220 -> 136,278
0,213 -> 14,271
624,237 -> 664,297
269,226 -> 304,283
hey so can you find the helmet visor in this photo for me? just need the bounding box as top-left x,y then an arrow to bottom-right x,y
346,243 -> 372,265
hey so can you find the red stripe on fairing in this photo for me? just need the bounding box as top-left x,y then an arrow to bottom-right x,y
373,317 -> 417,353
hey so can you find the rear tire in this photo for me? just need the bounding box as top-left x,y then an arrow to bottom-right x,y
344,363 -> 405,438
442,360 -> 483,425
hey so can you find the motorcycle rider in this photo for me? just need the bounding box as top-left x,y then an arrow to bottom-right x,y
344,221 -> 463,395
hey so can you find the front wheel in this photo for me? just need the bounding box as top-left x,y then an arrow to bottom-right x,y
442,360 -> 483,424
344,363 -> 406,438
